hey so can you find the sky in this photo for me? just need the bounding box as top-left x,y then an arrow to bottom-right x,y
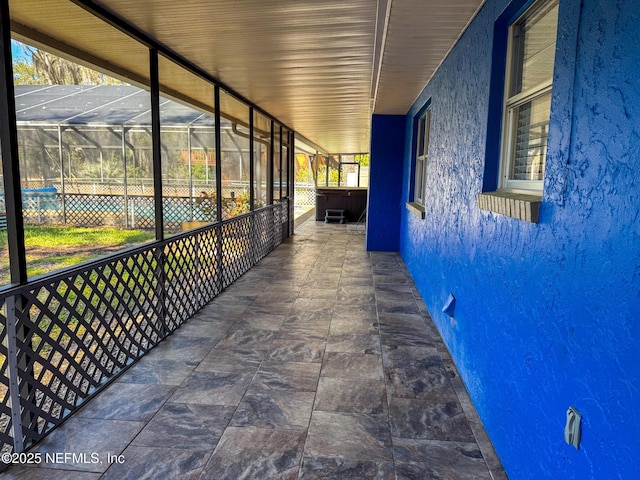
11,40 -> 29,62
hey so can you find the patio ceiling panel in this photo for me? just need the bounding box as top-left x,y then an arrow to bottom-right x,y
9,0 -> 486,153
373,0 -> 486,114
87,0 -> 378,153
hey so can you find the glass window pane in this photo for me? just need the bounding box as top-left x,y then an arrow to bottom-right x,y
415,158 -> 425,203
509,92 -> 551,181
414,109 -> 430,203
423,110 -> 431,157
13,40 -> 154,279
418,116 -> 426,156
510,0 -> 559,96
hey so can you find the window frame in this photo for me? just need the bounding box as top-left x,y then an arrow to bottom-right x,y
499,0 -> 558,193
413,105 -> 431,205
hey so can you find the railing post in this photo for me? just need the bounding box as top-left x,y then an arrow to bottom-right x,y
130,197 -> 136,229
153,246 -> 168,337
194,231 -> 202,308
6,296 -> 24,453
214,86 -> 222,224
122,127 -> 129,229
58,126 -> 67,225
187,126 -> 194,221
250,211 -> 257,266
216,223 -> 224,294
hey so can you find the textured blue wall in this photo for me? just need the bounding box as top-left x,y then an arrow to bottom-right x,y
396,0 -> 640,478
367,114 -> 405,251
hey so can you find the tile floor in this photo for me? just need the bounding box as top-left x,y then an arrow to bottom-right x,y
3,221 -> 507,479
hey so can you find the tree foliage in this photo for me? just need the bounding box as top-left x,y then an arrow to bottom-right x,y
12,59 -> 44,85
13,42 -> 124,86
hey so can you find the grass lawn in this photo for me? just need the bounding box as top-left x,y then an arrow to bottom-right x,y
0,225 -> 155,284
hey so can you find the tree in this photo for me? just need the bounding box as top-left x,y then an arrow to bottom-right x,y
12,60 -> 44,85
355,153 -> 370,166
12,41 -> 124,86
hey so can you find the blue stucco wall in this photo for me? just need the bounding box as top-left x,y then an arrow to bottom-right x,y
395,0 -> 640,478
367,114 -> 405,251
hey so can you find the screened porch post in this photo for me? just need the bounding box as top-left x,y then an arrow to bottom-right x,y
214,85 -> 224,293
249,107 -> 255,211
0,0 -> 30,452
0,0 -> 26,283
289,131 -> 295,235
278,125 -> 283,201
268,120 -> 274,205
214,86 -> 222,222
121,126 -> 129,228
150,48 -> 163,240
187,125 -> 193,220
58,126 -> 67,224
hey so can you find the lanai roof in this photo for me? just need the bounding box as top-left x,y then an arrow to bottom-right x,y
14,85 -> 217,127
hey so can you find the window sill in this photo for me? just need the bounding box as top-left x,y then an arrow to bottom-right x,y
476,191 -> 541,223
406,202 -> 426,220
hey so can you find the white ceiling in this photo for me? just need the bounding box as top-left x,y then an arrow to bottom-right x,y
10,0 -> 485,153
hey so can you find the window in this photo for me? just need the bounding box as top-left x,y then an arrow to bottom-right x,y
500,0 -> 559,192
414,106 -> 431,205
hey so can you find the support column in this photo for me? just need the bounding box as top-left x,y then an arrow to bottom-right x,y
268,121 -> 274,205
366,114 -> 405,251
0,0 -> 29,452
249,108 -> 255,212
150,48 -> 164,240
214,86 -> 222,222
0,0 -> 25,280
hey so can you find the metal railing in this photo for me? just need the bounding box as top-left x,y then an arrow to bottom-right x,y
0,201 -> 286,459
294,185 -> 315,206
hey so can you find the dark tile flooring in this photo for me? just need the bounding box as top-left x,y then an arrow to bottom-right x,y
4,221 -> 507,479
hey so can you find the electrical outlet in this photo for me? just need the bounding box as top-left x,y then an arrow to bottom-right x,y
564,406 -> 581,449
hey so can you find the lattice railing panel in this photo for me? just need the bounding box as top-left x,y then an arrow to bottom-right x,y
63,194 -> 125,227
221,215 -> 253,288
193,227 -> 223,304
294,186 -> 316,206
0,202 -> 289,459
273,202 -> 284,248
163,197 -> 210,233
7,248 -> 163,449
129,196 -> 155,230
0,299 -> 14,455
22,196 -> 61,225
286,198 -> 294,240
20,193 -> 214,232
253,208 -> 275,263
163,236 -> 201,331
